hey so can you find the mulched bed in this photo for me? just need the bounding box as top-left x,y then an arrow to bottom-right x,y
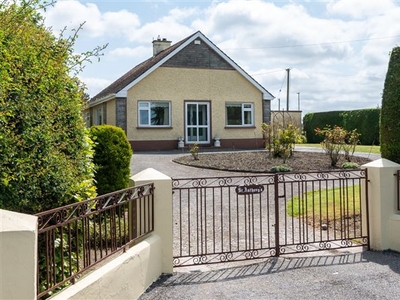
173,150 -> 372,173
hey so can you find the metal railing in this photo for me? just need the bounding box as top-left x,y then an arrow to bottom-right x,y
172,170 -> 369,267
35,183 -> 154,299
397,170 -> 400,211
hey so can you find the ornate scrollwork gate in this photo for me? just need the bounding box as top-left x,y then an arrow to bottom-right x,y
172,170 -> 369,267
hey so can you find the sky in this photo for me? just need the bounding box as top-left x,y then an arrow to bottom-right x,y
42,0 -> 400,116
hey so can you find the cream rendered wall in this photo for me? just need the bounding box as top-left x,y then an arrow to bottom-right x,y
363,159 -> 400,252
0,209 -> 38,300
106,99 -> 116,125
271,111 -> 302,129
51,234 -> 163,300
126,67 -> 264,141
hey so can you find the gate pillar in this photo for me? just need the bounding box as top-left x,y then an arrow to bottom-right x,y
363,159 -> 400,252
131,168 -> 173,273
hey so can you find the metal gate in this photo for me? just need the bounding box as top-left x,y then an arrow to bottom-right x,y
172,169 -> 369,267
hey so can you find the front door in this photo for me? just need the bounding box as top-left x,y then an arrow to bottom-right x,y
185,102 -> 210,144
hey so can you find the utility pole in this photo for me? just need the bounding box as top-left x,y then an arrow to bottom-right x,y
278,98 -> 280,110
286,68 -> 290,111
297,92 -> 300,110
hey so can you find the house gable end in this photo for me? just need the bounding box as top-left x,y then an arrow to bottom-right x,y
92,31 -> 273,101
162,38 -> 234,70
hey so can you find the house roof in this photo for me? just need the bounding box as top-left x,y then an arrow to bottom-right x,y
90,31 -> 274,105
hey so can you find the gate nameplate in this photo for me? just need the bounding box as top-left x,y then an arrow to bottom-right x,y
235,184 -> 264,195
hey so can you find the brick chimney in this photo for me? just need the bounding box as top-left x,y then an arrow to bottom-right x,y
152,37 -> 172,56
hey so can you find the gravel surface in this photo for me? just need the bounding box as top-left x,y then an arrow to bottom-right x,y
173,151 -> 372,173
132,149 -> 400,300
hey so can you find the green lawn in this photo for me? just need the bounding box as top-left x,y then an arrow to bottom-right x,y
298,143 -> 380,154
287,185 -> 360,221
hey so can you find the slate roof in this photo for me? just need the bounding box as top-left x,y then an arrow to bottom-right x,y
91,32 -> 196,102
90,31 -> 274,104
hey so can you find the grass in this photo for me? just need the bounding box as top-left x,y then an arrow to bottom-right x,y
287,185 -> 361,223
299,143 -> 380,154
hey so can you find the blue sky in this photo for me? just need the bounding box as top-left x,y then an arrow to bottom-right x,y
43,0 -> 400,115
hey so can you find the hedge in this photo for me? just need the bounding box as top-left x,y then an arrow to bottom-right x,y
303,108 -> 380,145
381,46 -> 400,164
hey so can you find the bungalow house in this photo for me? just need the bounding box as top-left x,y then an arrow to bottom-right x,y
85,31 -> 274,151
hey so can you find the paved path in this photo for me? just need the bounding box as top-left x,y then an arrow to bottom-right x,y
132,148 -> 399,300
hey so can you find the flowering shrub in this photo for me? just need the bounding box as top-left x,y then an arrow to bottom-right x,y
262,122 -> 304,163
315,126 -> 360,166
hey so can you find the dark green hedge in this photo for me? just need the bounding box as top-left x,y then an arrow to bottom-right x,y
303,108 -> 380,145
381,47 -> 400,163
303,111 -> 345,143
90,125 -> 133,195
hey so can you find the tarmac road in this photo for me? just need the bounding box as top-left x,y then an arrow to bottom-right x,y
139,250 -> 400,300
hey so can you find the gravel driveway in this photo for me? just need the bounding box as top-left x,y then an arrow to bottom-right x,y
132,149 -> 400,300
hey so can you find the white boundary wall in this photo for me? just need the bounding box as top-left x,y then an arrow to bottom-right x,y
0,209 -> 38,300
363,158 -> 400,252
51,234 -> 163,300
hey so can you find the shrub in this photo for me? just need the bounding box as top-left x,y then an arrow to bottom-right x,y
315,126 -> 360,166
190,143 -> 199,160
341,162 -> 360,169
90,125 -> 133,195
381,47 -> 400,164
262,122 -> 303,163
270,164 -> 292,173
0,0 -> 103,213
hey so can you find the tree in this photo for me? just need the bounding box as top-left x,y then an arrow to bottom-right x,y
381,47 -> 400,164
89,125 -> 133,195
0,0 -> 106,213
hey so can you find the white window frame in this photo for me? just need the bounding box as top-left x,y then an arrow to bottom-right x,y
226,102 -> 254,127
138,101 -> 171,127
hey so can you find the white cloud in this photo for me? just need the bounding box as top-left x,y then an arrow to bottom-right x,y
327,0 -> 397,19
109,46 -> 149,58
44,1 -> 140,38
79,77 -> 112,96
50,0 -> 399,115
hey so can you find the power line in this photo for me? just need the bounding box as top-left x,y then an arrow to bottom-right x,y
225,35 -> 400,51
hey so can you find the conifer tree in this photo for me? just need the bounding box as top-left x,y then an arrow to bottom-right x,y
381,47 -> 400,164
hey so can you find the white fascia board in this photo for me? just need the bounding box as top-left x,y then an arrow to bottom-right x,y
89,93 -> 116,107
116,31 -> 275,100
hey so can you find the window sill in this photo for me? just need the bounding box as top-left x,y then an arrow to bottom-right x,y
224,126 -> 256,129
136,126 -> 173,129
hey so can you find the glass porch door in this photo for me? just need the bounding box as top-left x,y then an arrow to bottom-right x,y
185,102 -> 210,144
